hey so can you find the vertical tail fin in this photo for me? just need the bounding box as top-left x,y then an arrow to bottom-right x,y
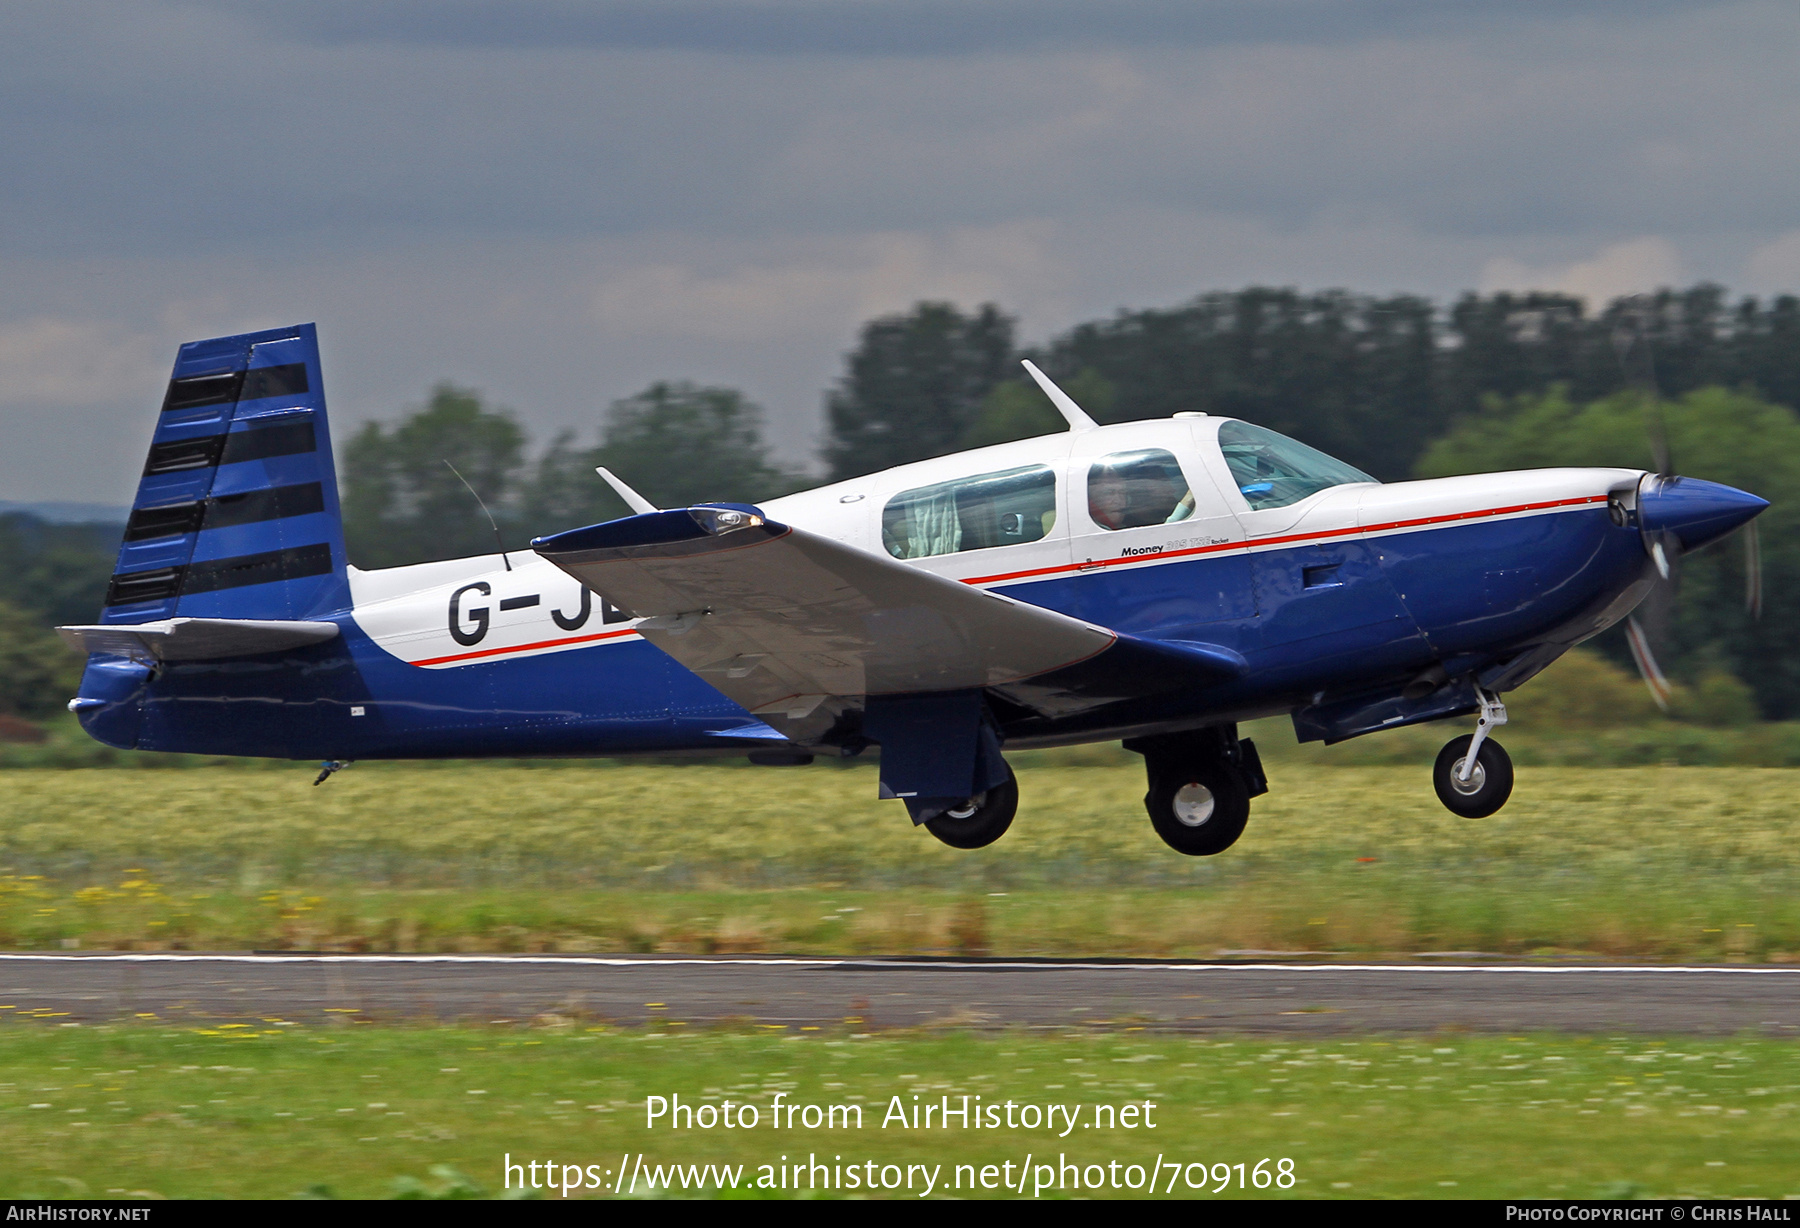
101,323 -> 349,623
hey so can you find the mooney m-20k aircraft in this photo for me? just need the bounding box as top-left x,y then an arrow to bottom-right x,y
59,325 -> 1768,855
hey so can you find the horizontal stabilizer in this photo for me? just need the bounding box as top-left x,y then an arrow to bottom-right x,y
57,617 -> 339,662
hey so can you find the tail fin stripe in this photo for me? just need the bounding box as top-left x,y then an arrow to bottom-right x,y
104,568 -> 184,607
203,483 -> 325,530
237,363 -> 310,402
162,371 -> 245,412
125,482 -> 327,546
141,419 -> 318,479
144,434 -> 227,475
124,501 -> 206,542
221,418 -> 316,462
178,544 -> 334,597
104,543 -> 336,608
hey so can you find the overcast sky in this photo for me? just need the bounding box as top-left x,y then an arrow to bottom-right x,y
3,0 -> 1798,505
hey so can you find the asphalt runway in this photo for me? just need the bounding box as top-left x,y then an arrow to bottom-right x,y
3,954 -> 1799,1034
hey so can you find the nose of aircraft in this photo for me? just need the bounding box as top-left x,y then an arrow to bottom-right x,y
1637,475 -> 1769,552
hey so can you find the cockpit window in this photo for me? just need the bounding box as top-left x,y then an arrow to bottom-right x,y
882,464 -> 1057,559
1217,421 -> 1376,510
1087,449 -> 1195,530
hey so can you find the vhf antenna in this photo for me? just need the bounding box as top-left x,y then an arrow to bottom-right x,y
443,459 -> 512,571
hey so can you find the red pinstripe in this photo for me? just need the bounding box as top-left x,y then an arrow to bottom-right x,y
961,493 -> 1608,585
405,493 -> 1608,667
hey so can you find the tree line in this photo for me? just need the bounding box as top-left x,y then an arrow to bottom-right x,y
826,285 -> 1800,483
6,284 -> 1798,721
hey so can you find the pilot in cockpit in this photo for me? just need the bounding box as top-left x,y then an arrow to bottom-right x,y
1087,449 -> 1197,531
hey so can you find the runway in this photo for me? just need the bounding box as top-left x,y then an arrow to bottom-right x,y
3,954 -> 1799,1033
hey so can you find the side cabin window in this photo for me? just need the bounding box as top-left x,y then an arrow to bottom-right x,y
882,465 -> 1057,560
1087,448 -> 1195,530
1217,420 -> 1377,511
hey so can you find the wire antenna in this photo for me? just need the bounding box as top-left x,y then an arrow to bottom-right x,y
443,459 -> 512,571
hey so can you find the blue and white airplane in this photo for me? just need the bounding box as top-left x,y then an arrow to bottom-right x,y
58,324 -> 1768,855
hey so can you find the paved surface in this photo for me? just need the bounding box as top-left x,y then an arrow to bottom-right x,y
2,954 -> 1798,1033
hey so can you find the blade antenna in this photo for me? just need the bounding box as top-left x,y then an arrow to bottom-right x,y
443,459 -> 511,571
594,466 -> 660,515
1021,360 -> 1099,432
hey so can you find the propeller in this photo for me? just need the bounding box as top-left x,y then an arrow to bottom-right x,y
1611,296 -> 1763,710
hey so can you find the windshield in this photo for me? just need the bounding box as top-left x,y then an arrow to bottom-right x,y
1217,420 -> 1376,511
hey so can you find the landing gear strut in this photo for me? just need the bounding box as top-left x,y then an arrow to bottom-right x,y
1125,726 -> 1267,856
1433,689 -> 1513,817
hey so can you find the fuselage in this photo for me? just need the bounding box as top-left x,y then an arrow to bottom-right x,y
77,414 -> 1671,760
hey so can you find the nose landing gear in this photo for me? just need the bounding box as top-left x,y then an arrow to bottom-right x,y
1433,689 -> 1513,817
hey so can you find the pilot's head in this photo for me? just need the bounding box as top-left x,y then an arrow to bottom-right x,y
1089,474 -> 1134,530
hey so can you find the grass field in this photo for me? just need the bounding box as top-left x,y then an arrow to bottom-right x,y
3,757 -> 1798,959
0,1024 -> 1793,1200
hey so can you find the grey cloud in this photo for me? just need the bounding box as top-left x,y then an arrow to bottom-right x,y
211,0 -> 1718,57
2,0 -> 1795,261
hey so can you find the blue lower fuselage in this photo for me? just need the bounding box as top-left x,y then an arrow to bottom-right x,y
76,504 -> 1650,760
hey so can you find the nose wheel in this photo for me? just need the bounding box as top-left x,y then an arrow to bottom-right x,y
1433,690 -> 1513,817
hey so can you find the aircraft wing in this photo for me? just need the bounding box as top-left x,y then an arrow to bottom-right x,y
57,617 -> 339,663
532,506 -> 1244,742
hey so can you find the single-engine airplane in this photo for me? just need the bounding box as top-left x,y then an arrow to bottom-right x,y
58,324 -> 1768,855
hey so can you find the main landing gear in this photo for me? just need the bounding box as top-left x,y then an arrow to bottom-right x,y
1433,689 -> 1513,818
1125,727 -> 1268,856
922,759 -> 1020,850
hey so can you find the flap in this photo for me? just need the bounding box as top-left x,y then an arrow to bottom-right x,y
57,617 -> 339,662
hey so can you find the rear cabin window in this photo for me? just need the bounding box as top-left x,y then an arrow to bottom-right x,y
1087,448 -> 1195,530
1217,420 -> 1376,511
882,465 -> 1058,560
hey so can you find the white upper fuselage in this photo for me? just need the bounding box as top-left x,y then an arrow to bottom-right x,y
349,415 -> 1643,672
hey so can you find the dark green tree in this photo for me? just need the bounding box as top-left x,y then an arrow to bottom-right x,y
1041,289 -> 1442,480
0,600 -> 84,718
519,382 -> 807,536
823,302 -> 1017,481
0,513 -> 120,626
341,384 -> 527,568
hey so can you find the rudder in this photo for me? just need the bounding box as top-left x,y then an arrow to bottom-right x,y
101,323 -> 349,624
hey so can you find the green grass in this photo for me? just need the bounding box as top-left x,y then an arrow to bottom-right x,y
3,759 -> 1799,959
0,1024 -> 1794,1200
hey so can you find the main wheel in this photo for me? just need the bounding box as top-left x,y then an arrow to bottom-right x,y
1146,761 -> 1249,856
923,768 -> 1019,849
1433,734 -> 1514,818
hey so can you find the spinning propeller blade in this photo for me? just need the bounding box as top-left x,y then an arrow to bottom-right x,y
1744,517 -> 1764,620
1625,616 -> 1673,712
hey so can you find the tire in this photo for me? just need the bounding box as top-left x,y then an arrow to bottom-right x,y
1145,760 -> 1249,856
923,767 -> 1019,850
1433,734 -> 1514,818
